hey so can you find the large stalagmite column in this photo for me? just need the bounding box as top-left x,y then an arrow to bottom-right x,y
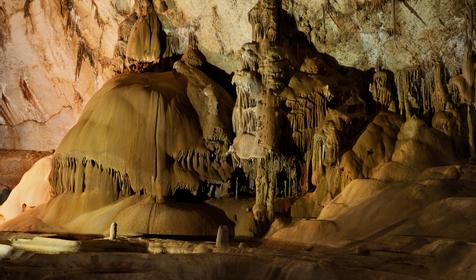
232,0 -> 298,232
251,0 -> 285,228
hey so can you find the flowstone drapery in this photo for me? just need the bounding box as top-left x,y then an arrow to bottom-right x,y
125,0 -> 162,71
369,60 -> 396,112
51,68 -> 234,200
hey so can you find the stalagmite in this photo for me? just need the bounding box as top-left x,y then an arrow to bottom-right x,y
109,222 -> 117,240
216,225 -> 230,249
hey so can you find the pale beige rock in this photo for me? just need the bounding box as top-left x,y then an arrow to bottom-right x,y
0,0 -> 121,150
1,0 -> 471,153
11,236 -> 80,254
0,150 -> 51,188
392,117 -> 458,169
0,156 -> 53,222
351,112 -> 403,177
282,0 -> 470,74
271,173 -> 476,247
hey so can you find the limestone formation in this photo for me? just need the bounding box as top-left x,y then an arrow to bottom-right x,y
232,70 -> 261,136
216,225 -> 230,249
259,48 -> 289,93
432,60 -> 462,138
285,58 -> 335,152
395,66 -> 434,119
51,70 -> 233,200
125,0 -> 162,72
2,2 -> 476,277
181,34 -> 206,68
369,60 -> 396,112
249,0 -> 279,44
450,39 -> 476,158
109,222 -> 117,240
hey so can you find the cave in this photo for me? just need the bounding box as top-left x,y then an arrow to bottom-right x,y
1,0 -> 476,279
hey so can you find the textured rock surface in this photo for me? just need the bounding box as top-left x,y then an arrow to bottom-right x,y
1,0 -> 471,151
0,156 -> 53,222
0,0 -> 121,150
283,0 -> 471,73
271,164 -> 476,248
1,2 -> 476,277
0,150 -> 51,188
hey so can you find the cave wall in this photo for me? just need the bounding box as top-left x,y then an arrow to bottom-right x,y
283,0 -> 472,74
0,0 -> 471,151
0,0 -> 120,150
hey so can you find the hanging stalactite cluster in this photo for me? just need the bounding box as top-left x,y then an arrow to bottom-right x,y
369,61 -> 396,111
232,69 -> 261,135
285,84 -> 333,152
175,148 -> 233,186
395,66 -> 435,119
125,0 -> 162,72
51,155 -> 134,200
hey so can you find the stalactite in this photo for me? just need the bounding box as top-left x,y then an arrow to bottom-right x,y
369,61 -> 396,111
232,66 -> 261,136
449,39 -> 476,158
23,0 -> 34,21
241,43 -> 260,72
431,59 -> 462,138
125,0 -> 162,72
249,5 -> 263,43
163,34 -> 180,58
286,85 -> 333,153
395,66 -> 435,119
181,33 -> 206,67
62,0 -> 79,36
51,156 -> 134,200
259,48 -> 288,92
252,152 -> 299,224
91,0 -> 105,28
0,85 -> 16,126
312,115 -> 349,177
75,39 -> 96,80
433,60 -> 451,112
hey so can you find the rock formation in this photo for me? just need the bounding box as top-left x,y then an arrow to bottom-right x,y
108,222 -> 118,240
125,0 -> 162,71
51,70 -> 233,199
1,1 -> 476,278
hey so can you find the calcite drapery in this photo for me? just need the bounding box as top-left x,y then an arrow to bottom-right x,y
431,60 -> 461,138
51,70 -> 233,200
369,61 -> 396,112
125,0 -> 162,71
232,70 -> 261,136
395,66 -> 435,119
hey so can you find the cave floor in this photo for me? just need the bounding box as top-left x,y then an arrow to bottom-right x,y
0,232 -> 473,279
